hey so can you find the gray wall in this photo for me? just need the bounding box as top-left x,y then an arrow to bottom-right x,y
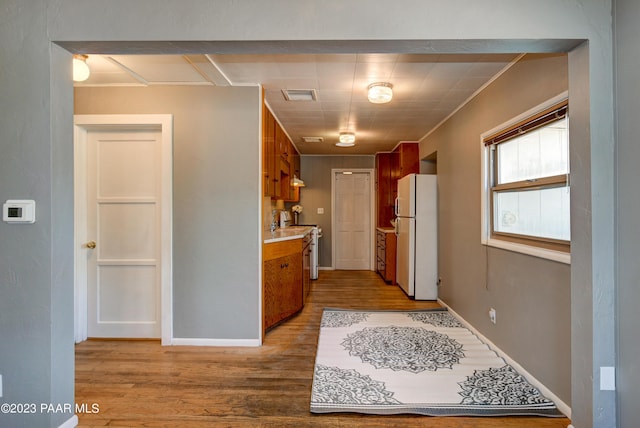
614,1 -> 640,427
0,4 -> 75,427
0,1 -> 619,427
420,54 -> 571,403
75,86 -> 261,340
298,156 -> 375,267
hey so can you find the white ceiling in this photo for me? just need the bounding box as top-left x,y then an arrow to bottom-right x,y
75,53 -> 520,155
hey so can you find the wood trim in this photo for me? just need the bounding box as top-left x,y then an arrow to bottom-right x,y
263,238 -> 302,261
490,231 -> 570,253
492,174 -> 567,192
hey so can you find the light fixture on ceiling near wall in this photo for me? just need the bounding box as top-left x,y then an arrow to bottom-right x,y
335,132 -> 356,147
367,82 -> 393,104
73,54 -> 91,82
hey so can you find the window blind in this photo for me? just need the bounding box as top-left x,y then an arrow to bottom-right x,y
484,100 -> 568,147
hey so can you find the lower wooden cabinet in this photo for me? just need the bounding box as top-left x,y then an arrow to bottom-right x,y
376,228 -> 397,284
263,239 -> 303,334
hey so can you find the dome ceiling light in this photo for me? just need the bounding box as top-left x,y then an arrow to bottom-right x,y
73,54 -> 91,82
336,132 -> 356,147
367,82 -> 393,104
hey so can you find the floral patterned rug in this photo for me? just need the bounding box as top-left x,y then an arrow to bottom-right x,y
310,308 -> 564,416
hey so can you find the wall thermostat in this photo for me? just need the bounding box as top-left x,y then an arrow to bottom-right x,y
3,200 -> 36,223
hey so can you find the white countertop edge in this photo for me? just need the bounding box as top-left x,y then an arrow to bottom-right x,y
263,226 -> 313,244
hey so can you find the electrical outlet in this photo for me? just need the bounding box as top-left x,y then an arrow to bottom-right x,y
489,308 -> 497,324
317,207 -> 324,214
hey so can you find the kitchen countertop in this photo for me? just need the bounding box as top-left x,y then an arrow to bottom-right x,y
264,226 -> 314,244
376,226 -> 395,233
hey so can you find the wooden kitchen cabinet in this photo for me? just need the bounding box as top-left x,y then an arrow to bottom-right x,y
395,142 -> 419,178
376,152 -> 398,228
263,239 -> 303,333
376,228 -> 397,284
375,142 -> 418,228
262,102 -> 301,201
262,105 -> 276,197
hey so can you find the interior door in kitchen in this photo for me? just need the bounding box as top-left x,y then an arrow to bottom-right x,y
333,170 -> 373,270
75,115 -> 172,340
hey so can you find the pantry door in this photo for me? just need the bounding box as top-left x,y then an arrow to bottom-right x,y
74,115 -> 173,343
332,169 -> 375,270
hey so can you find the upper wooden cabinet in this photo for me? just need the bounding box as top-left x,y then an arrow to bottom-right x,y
263,107 -> 276,197
396,142 -> 419,178
263,102 -> 301,201
376,152 -> 397,229
375,142 -> 419,228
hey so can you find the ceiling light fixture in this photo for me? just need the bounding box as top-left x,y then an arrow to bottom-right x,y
367,82 -> 393,104
73,54 -> 91,82
336,132 -> 356,147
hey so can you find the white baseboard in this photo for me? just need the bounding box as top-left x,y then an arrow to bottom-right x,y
171,338 -> 261,347
58,414 -> 78,428
438,299 -> 572,419
318,266 -> 333,271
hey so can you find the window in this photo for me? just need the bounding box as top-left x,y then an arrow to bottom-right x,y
482,98 -> 570,259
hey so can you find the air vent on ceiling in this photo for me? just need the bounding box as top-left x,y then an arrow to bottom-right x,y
302,136 -> 324,143
282,89 -> 317,101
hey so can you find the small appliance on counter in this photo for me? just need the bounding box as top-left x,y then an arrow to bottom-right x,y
279,210 -> 292,228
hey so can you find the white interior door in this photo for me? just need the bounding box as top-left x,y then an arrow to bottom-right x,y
86,128 -> 162,338
334,171 -> 372,270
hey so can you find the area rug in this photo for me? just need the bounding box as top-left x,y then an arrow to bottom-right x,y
310,308 -> 564,417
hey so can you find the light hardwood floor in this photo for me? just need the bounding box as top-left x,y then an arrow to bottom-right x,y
75,270 -> 571,427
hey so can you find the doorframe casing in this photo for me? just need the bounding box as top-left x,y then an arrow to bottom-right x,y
73,114 -> 174,345
330,168 -> 376,270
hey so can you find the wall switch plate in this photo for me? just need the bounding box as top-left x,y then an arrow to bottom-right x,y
489,308 -> 497,324
600,366 -> 615,390
317,207 -> 324,214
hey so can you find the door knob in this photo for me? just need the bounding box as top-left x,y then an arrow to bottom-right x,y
86,240 -> 97,249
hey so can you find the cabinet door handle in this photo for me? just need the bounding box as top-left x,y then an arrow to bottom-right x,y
280,263 -> 289,269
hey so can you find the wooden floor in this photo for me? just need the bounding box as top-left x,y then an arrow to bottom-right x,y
76,270 -> 571,427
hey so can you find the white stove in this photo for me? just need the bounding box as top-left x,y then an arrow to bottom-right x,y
310,226 -> 322,280
297,224 -> 322,279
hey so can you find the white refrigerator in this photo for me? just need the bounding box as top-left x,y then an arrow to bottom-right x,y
394,174 -> 438,300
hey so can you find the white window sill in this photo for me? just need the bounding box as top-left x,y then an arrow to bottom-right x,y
483,238 -> 571,265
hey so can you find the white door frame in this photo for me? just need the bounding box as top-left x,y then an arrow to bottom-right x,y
73,114 -> 173,345
331,168 -> 376,270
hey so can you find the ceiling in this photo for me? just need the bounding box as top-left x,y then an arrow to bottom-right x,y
75,53 -> 521,155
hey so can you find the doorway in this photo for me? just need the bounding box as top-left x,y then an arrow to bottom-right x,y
331,169 -> 375,270
74,114 -> 173,344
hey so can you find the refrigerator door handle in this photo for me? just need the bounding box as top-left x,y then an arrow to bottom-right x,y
394,196 -> 399,216
394,217 -> 400,236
